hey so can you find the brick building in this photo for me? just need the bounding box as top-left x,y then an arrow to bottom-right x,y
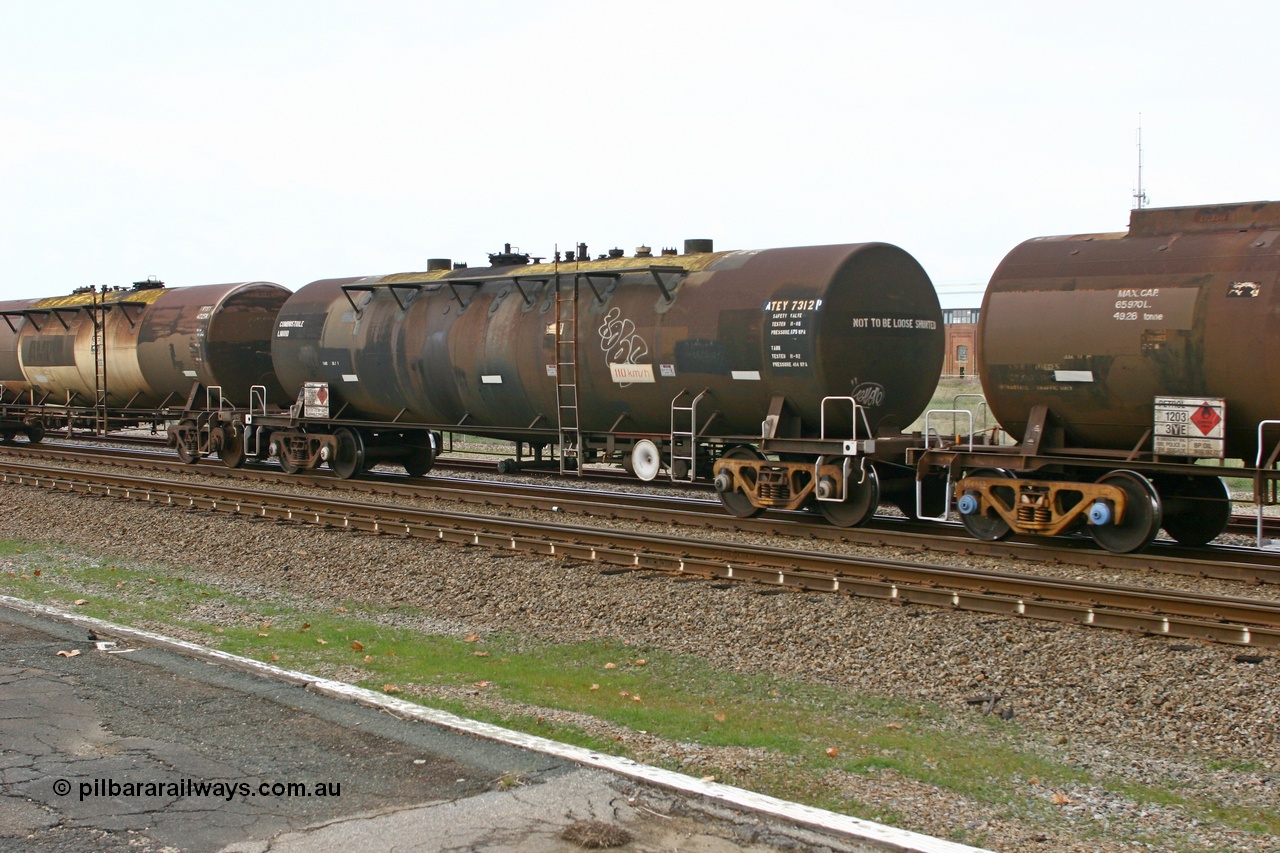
942,307 -> 979,377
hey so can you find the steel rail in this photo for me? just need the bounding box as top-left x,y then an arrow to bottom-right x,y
31,434 -> 658,486
11,443 -> 1280,587
2,460 -> 1278,648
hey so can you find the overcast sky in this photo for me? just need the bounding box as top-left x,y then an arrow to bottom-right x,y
2,1 -> 1275,307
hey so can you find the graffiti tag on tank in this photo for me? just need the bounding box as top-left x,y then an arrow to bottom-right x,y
599,307 -> 651,386
851,382 -> 885,408
764,298 -> 821,370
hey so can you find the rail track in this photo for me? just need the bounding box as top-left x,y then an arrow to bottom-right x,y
10,441 -> 1280,588
35,432 -> 1280,531
2,455 -> 1279,649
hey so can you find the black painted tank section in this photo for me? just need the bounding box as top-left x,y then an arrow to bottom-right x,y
272,243 -> 944,440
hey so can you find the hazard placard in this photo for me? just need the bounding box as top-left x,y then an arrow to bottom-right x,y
303,382 -> 330,419
1153,396 -> 1225,458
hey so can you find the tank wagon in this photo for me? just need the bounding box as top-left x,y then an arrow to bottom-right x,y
913,200 -> 1280,552
197,239 -> 945,526
0,280 -> 289,443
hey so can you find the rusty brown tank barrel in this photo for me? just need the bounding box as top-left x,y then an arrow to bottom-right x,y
272,242 -> 944,438
979,200 -> 1280,459
16,281 -> 290,408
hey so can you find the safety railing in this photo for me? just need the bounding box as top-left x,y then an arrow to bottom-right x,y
1256,420 -> 1280,549
914,408 -> 978,522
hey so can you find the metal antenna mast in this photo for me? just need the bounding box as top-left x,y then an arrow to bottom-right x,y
1132,115 -> 1148,209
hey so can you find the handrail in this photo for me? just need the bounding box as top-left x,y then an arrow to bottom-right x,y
820,396 -> 869,441
205,385 -> 229,412
916,409 -> 977,523
923,408 -> 975,451
1255,420 -> 1280,549
669,389 -> 708,482
249,385 -> 268,418
951,393 -> 991,435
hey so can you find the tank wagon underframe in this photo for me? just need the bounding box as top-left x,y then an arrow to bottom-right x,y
172,383 -> 939,533
908,401 -> 1270,553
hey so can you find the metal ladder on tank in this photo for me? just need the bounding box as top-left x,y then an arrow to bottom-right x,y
554,272 -> 582,476
669,389 -> 707,482
90,288 -> 109,436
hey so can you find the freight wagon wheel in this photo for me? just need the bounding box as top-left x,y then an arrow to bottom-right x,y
218,426 -> 247,469
715,447 -> 765,519
174,430 -> 199,464
330,428 -> 365,480
1089,470 -> 1162,554
817,465 -> 880,528
276,438 -> 302,475
629,440 -> 662,482
958,468 -> 1015,541
23,420 -> 44,444
1153,474 -> 1231,547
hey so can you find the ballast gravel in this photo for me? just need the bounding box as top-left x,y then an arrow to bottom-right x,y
0,457 -> 1277,853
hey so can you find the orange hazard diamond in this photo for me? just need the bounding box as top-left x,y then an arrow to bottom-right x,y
1190,403 -> 1221,435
